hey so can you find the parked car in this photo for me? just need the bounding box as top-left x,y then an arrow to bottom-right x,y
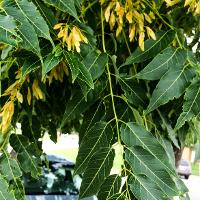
24,154 -> 96,200
177,159 -> 192,179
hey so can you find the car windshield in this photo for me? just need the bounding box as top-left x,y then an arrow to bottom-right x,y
180,160 -> 189,166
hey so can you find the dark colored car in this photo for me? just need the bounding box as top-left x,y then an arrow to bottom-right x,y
177,159 -> 192,179
24,154 -> 96,200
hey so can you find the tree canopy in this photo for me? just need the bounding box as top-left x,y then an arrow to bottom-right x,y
0,0 -> 200,199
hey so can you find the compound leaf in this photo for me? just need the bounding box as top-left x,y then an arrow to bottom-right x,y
79,148 -> 115,199
98,174 -> 121,200
175,78 -> 200,130
146,67 -> 195,114
42,0 -> 79,21
121,30 -> 175,67
74,122 -> 114,175
0,14 -> 21,47
136,47 -> 187,80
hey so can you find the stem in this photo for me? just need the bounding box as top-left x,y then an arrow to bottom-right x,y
122,30 -> 138,80
144,0 -> 174,30
101,7 -> 121,144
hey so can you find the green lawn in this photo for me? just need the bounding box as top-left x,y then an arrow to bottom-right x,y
44,148 -> 78,162
192,163 -> 200,176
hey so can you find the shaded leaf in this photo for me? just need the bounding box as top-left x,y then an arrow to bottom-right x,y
0,151 -> 24,199
0,152 -> 22,181
74,122 -> 114,174
158,137 -> 176,169
145,67 -> 195,114
22,57 -> 41,78
121,30 -> 175,67
32,0 -> 57,31
125,146 -> 179,197
158,111 -> 179,148
107,193 -> 128,200
136,47 -> 187,80
129,175 -> 165,200
119,75 -> 147,107
9,134 -> 41,178
42,52 -> 62,76
82,51 -> 108,80
98,174 -> 121,200
0,14 -> 21,47
0,176 -> 15,200
121,122 -> 176,174
64,51 -> 94,89
4,6 -> 41,56
60,77 -> 106,127
79,148 -> 115,199
175,78 -> 200,130
42,0 -> 79,21
10,0 -> 54,45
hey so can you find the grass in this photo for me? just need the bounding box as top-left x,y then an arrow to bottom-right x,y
192,162 -> 200,176
45,148 -> 78,162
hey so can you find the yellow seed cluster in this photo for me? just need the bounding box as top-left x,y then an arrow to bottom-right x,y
165,0 -> 200,14
54,23 -> 88,53
0,101 -> 14,134
0,69 -> 23,134
102,0 -> 156,51
48,62 -> 69,85
32,79 -> 44,100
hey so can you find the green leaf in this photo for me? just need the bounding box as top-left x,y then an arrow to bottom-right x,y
175,78 -> 200,130
42,0 -> 79,21
125,146 -> 179,197
4,6 -> 41,56
64,51 -> 94,89
121,122 -> 176,174
9,134 -> 41,178
12,0 -> 53,45
121,30 -> 175,67
74,121 -> 114,174
80,102 -> 105,142
145,67 -> 195,114
22,57 -> 41,78
158,137 -> 176,169
74,0 -> 83,8
32,0 -> 57,31
0,177 -> 15,200
0,152 -> 22,181
82,51 -> 108,80
97,175 -> 121,200
107,193 -> 128,200
0,14 -> 21,47
42,52 -> 62,76
158,111 -> 179,148
136,47 -> 187,80
79,148 -> 115,199
60,77 -> 106,127
119,75 -> 147,107
0,151 -> 24,199
129,175 -> 165,200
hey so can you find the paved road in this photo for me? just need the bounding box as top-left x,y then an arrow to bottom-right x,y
183,175 -> 200,200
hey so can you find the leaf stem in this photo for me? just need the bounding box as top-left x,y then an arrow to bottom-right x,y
101,7 -> 121,144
